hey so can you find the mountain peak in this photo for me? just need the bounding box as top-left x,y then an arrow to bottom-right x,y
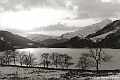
86,19 -> 120,39
61,19 -> 112,39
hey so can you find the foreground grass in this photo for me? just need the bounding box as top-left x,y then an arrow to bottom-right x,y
0,66 -> 68,80
0,66 -> 120,80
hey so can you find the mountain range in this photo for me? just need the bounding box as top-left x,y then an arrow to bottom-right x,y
42,19 -> 120,48
1,19 -> 120,49
26,19 -> 113,48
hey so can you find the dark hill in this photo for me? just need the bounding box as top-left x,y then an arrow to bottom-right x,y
86,20 -> 120,48
0,30 -> 40,49
49,36 -> 95,48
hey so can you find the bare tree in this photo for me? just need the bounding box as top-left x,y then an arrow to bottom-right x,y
18,51 -> 36,66
0,56 -> 3,65
9,50 -> 19,65
28,52 -> 37,66
22,55 -> 29,66
1,50 -> 14,65
23,52 -> 36,67
59,54 -> 73,69
17,51 -> 26,66
18,53 -> 24,66
49,52 -> 60,68
76,53 -> 94,70
40,53 -> 51,68
89,47 -> 112,71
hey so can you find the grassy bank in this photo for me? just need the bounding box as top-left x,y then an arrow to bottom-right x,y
0,65 -> 120,80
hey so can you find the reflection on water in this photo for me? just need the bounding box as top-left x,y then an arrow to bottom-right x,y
17,48 -> 90,68
17,48 -> 89,58
17,48 -> 90,63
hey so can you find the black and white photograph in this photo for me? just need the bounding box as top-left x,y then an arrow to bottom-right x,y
0,0 -> 120,80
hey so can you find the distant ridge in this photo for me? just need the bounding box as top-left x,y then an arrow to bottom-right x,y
27,34 -> 57,42
0,30 -> 39,50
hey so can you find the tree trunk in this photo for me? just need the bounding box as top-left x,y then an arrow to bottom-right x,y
56,64 -> 58,68
20,62 -> 22,66
55,59 -> 58,68
96,60 -> 99,73
43,60 -> 46,68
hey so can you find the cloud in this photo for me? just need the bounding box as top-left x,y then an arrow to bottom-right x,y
101,0 -> 120,3
0,0 -> 67,12
101,0 -> 112,3
32,18 -> 100,32
0,0 -> 120,19
71,0 -> 120,19
1,0 -> 120,34
33,23 -> 79,31
0,7 -> 76,31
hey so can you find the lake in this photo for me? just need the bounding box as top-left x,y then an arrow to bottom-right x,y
17,48 -> 120,70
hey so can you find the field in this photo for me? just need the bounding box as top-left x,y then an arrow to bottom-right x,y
0,66 -> 67,80
0,66 -> 120,80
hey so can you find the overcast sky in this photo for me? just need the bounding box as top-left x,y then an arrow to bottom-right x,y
0,0 -> 120,36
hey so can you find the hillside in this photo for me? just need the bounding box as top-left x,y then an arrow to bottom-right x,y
27,34 -> 58,42
40,38 -> 68,47
61,19 -> 112,39
99,31 -> 120,48
49,36 -> 95,48
87,20 -> 120,38
0,30 -> 40,49
46,19 -> 112,48
86,20 -> 120,48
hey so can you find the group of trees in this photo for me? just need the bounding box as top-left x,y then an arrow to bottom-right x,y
0,47 -> 112,71
0,50 -> 16,65
0,50 -> 36,67
76,47 -> 112,71
18,52 -> 36,66
0,50 -> 74,69
75,38 -> 112,71
40,47 -> 112,70
40,53 -> 73,69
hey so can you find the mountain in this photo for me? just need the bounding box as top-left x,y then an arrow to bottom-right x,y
0,30 -> 39,49
26,19 -> 120,48
40,38 -> 68,47
26,34 -> 65,47
27,34 -> 57,42
47,19 -> 113,48
99,31 -> 120,48
0,39 -> 14,51
41,19 -> 113,48
61,19 -> 112,39
85,19 -> 120,48
49,36 -> 95,48
87,20 -> 120,38
26,33 -> 69,47
26,19 -> 112,48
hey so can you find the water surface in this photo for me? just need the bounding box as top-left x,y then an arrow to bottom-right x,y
17,48 -> 120,70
